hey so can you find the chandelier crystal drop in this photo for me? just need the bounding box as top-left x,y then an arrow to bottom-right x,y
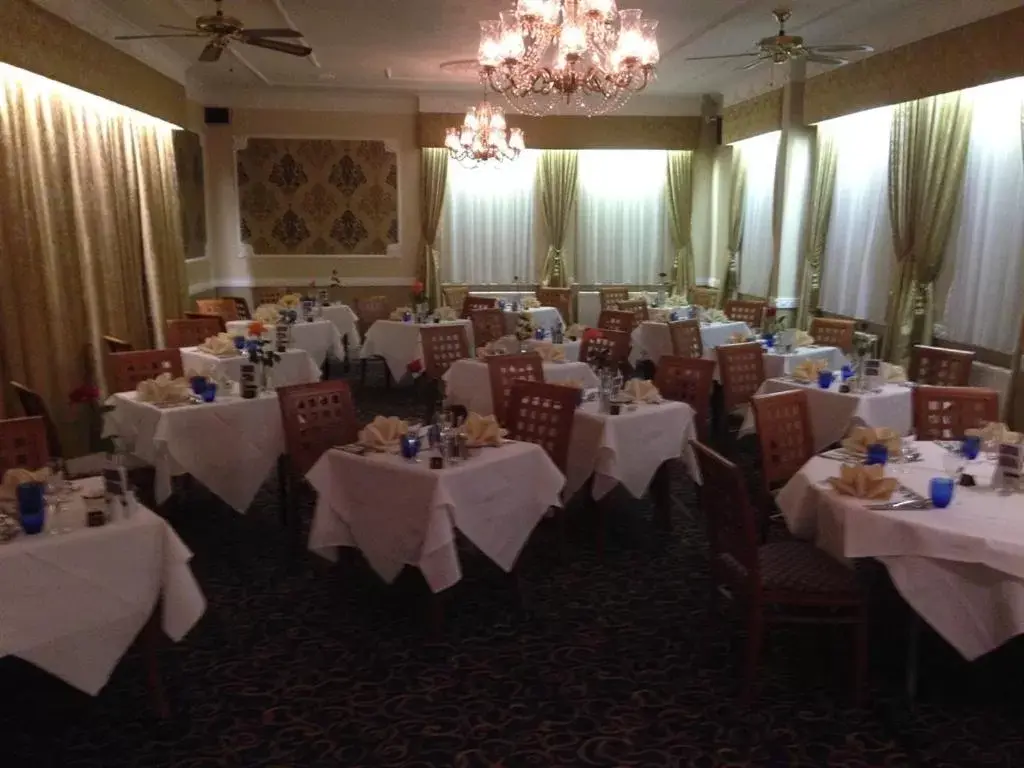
444,99 -> 526,168
477,0 -> 659,117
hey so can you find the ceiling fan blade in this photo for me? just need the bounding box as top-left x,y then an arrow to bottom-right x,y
739,56 -> 770,71
199,41 -> 226,62
242,37 -> 312,57
158,24 -> 200,32
686,53 -> 760,61
240,28 -> 304,39
115,33 -> 205,40
805,53 -> 849,66
806,43 -> 874,54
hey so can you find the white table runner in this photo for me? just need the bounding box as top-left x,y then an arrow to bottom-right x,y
443,359 -> 600,417
181,347 -> 321,388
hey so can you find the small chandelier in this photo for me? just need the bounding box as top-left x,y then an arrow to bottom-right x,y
444,97 -> 526,168
477,0 -> 659,117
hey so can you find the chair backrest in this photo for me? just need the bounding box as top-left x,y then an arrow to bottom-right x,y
462,295 -> 498,319
277,381 -> 359,476
716,342 -> 766,411
668,319 -> 703,358
166,317 -> 225,349
809,317 -> 855,353
579,328 -> 631,368
102,335 -> 133,354
691,440 -> 760,594
654,356 -> 716,442
223,296 -> 251,320
617,299 -> 649,326
0,416 -> 50,476
751,389 -> 815,493
9,382 -> 62,458
689,287 -> 718,309
912,385 -> 1000,441
420,325 -> 470,380
195,298 -> 240,323
486,353 -> 545,425
597,309 -> 636,333
107,349 -> 184,393
354,295 -> 391,337
253,287 -> 287,307
909,345 -> 974,387
184,312 -> 227,333
506,380 -> 578,472
724,299 -> 767,329
471,308 -> 507,348
443,284 -> 469,310
536,287 -> 573,324
598,286 -> 630,309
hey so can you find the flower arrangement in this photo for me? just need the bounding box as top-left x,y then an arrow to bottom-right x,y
246,322 -> 282,368
515,312 -> 534,341
411,279 -> 426,306
279,293 -> 302,310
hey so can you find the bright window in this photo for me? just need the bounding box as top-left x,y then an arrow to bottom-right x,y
734,131 -> 779,298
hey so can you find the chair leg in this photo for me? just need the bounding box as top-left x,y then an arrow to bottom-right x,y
144,613 -> 169,719
853,608 -> 869,706
743,605 -> 764,703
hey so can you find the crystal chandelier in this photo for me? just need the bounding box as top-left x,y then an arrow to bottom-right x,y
444,98 -> 526,168
477,0 -> 659,117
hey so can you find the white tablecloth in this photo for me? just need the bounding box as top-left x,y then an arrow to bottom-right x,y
181,347 -> 321,388
739,378 -> 912,450
225,319 -> 344,365
361,319 -> 473,380
777,441 -> 1024,660
528,339 -> 581,361
320,304 -> 361,347
762,346 -> 848,378
503,307 -> 565,335
443,359 -> 600,416
0,479 -> 205,695
631,321 -> 752,364
566,399 -> 700,499
104,391 -> 284,513
307,441 -> 565,592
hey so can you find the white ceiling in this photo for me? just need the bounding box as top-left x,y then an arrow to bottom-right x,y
32,0 -> 1023,107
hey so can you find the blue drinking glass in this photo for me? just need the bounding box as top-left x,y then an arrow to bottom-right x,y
233,335 -> 246,351
534,327 -> 545,340
202,382 -> 218,403
246,339 -> 261,354
670,310 -> 679,321
930,477 -> 955,508
865,443 -> 888,466
962,435 -> 981,460
17,481 -> 45,534
402,311 -> 412,322
400,435 -> 418,460
190,376 -> 208,395
841,364 -> 854,381
817,370 -> 835,389
498,299 -> 506,310
762,333 -> 776,348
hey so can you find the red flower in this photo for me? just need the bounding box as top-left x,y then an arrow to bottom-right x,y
69,383 -> 100,404
766,306 -> 778,317
412,280 -> 425,296
582,327 -> 603,342
407,359 -> 423,373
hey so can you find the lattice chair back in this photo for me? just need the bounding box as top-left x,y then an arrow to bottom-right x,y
277,381 -> 359,477
166,317 -> 225,349
224,296 -> 251,320
536,287 -> 573,324
107,349 -> 184,393
724,299 -> 767,329
912,385 -> 999,441
716,342 -> 766,412
443,284 -> 469,310
462,295 -> 498,319
809,317 -> 855,353
598,286 -> 630,309
689,287 -> 718,309
909,345 -> 974,387
654,356 -> 716,442
579,329 -> 631,368
506,380 -> 578,472
195,298 -> 240,323
751,389 -> 815,493
184,312 -> 227,333
420,325 -> 470,380
0,416 -> 50,476
617,299 -> 649,326
668,320 -> 703,359
471,309 -> 507,348
354,295 -> 391,338
9,382 -> 63,459
486,353 -> 545,425
597,309 -> 635,334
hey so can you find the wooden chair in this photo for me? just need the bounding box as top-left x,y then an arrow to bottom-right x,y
0,416 -> 50,475
579,329 -> 632,370
442,284 -> 469,311
751,389 -> 815,500
654,356 -> 716,442
809,317 -> 856,353
354,296 -> 392,387
598,286 -> 630,310
486,353 -> 544,425
617,299 -> 649,326
462,295 -> 498,319
254,287 -> 287,307
103,335 -> 133,354
912,385 -> 1000,441
597,309 -> 636,334
184,312 -> 227,333
690,287 -> 718,309
536,287 -> 573,325
470,309 -> 507,348
691,440 -> 867,704
10,381 -> 65,461
724,299 -> 768,329
668,320 -> 703,359
419,325 -> 470,419
506,380 -> 578,472
909,345 -> 974,387
716,341 -> 766,415
107,349 -> 184,393
166,318 -> 225,349
195,298 -> 241,322
223,296 -> 251,320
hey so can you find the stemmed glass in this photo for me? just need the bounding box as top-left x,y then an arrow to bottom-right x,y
942,448 -> 967,484
45,458 -> 71,534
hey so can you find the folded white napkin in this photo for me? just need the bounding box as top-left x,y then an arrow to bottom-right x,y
793,330 -> 815,348
532,343 -> 565,362
649,309 -> 672,323
389,306 -> 413,321
792,359 -> 829,382
620,379 -> 662,404
522,297 -> 541,309
462,412 -> 505,447
434,306 -> 459,322
198,332 -> 239,357
826,464 -> 898,500
279,293 -> 302,309
565,323 -> 587,340
0,466 -> 52,500
883,363 -> 907,383
253,304 -> 281,326
841,426 -> 901,456
728,332 -> 752,344
700,308 -> 729,325
136,372 -> 192,405
358,415 -> 408,452
966,422 -> 1021,446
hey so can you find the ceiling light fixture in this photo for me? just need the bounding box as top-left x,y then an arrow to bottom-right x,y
476,0 -> 659,117
444,95 -> 526,169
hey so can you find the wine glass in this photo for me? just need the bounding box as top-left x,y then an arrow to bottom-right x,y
44,459 -> 70,534
942,448 -> 966,483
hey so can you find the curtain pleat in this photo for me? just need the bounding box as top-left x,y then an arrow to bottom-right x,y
418,148 -> 448,307
882,92 -> 973,363
717,149 -> 746,308
666,150 -> 694,296
1005,103 -> 1024,430
796,128 -> 838,329
538,149 -> 579,288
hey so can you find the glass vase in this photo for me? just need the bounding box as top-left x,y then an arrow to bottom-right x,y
259,364 -> 274,392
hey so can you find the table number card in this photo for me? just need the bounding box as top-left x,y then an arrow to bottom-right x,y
995,443 -> 1024,491
274,324 -> 290,353
863,359 -> 882,378
240,363 -> 258,399
301,299 -> 315,322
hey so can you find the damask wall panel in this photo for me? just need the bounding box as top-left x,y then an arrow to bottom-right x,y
173,130 -> 206,262
237,138 -> 399,256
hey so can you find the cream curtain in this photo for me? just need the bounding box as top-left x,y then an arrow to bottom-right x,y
796,128 -> 838,329
418,148 -> 448,307
1006,103 -> 1024,430
717,149 -> 746,308
537,149 -> 579,287
666,150 -> 694,295
882,93 -> 973,363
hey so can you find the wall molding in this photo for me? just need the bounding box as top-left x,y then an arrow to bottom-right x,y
212,276 -> 416,288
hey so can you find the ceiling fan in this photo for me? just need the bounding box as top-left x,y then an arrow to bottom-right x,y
687,8 -> 873,70
113,0 -> 312,63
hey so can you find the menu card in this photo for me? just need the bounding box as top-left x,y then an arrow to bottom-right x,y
995,443 -> 1024,491
240,362 -> 258,399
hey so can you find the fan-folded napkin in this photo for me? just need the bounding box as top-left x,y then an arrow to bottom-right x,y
620,379 -> 662,404
389,306 -> 413,321
0,467 -> 52,500
566,323 -> 587,340
462,412 -> 505,447
700,308 -> 729,324
279,293 -> 302,309
649,309 -> 672,323
841,426 -> 901,456
198,333 -> 239,357
532,343 -> 565,362
358,416 -> 408,452
728,332 -> 751,344
136,373 -> 191,405
253,304 -> 281,326
476,335 -> 520,358
826,464 -> 898,500
522,297 -> 541,309
792,359 -> 829,382
793,330 -> 815,348
434,306 -> 459,322
966,422 -> 1021,446
883,363 -> 907,382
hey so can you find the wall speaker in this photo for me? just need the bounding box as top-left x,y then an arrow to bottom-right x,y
204,107 -> 231,125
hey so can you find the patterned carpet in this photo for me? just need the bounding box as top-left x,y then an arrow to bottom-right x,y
3,364 -> 1024,767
